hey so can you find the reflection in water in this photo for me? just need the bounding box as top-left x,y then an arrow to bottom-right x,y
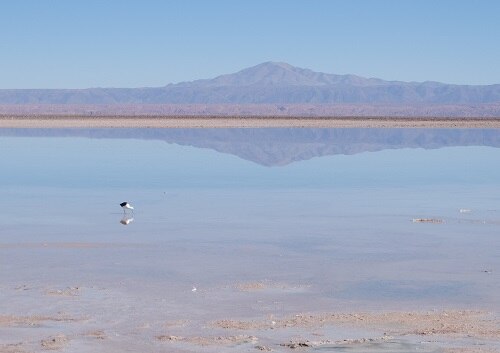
120,216 -> 134,225
1,128 -> 499,190
0,128 -> 498,166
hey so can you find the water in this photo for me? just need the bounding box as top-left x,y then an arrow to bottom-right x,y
0,128 -> 498,352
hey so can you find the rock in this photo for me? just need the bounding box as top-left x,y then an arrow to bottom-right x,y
280,341 -> 313,349
412,218 -> 443,223
156,335 -> 183,341
40,334 -> 68,350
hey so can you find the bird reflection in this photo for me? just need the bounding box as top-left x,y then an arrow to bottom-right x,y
120,216 -> 134,225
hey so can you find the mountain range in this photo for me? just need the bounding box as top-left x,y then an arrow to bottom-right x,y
1,62 -> 500,105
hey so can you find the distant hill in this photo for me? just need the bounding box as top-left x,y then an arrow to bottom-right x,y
1,62 -> 500,105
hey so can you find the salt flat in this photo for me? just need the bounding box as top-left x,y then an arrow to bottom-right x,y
1,115 -> 500,128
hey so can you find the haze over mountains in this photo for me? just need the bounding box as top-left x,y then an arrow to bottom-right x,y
1,62 -> 500,117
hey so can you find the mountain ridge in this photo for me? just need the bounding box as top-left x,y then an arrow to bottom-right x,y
179,62 -> 389,87
1,62 -> 500,105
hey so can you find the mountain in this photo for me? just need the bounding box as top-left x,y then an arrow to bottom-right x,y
1,128 -> 499,166
1,62 -> 500,105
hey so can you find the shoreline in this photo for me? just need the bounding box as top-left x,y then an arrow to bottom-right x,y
2,306 -> 498,352
1,115 -> 500,128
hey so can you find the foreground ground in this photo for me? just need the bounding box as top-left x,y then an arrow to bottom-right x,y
1,274 -> 499,353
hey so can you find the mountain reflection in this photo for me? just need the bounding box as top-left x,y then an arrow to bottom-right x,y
1,128 -> 499,166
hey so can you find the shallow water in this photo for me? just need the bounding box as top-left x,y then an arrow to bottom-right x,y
0,128 -> 499,352
314,340 -> 438,352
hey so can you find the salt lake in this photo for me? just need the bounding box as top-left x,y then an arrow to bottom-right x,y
0,128 -> 498,352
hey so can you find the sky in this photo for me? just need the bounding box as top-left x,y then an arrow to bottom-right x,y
1,0 -> 499,88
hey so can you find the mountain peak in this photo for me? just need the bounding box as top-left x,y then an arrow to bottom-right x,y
198,61 -> 338,87
255,61 -> 295,70
190,61 -> 383,88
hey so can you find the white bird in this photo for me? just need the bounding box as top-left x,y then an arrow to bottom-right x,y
120,202 -> 134,213
191,286 -> 197,292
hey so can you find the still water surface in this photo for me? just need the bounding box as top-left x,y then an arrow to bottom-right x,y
0,128 -> 498,351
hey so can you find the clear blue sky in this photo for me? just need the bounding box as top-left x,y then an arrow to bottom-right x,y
1,0 -> 499,88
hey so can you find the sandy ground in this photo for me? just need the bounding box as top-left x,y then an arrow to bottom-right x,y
1,306 -> 498,352
0,278 -> 498,352
1,115 -> 500,128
